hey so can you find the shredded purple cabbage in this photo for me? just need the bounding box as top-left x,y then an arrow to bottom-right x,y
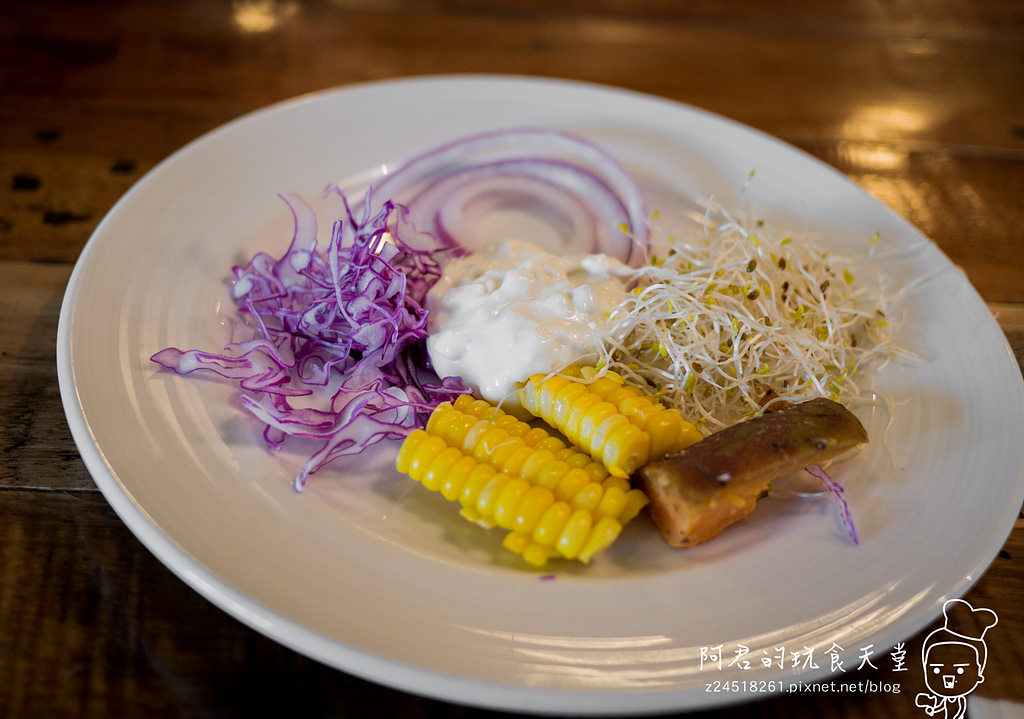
804,464 -> 859,544
151,189 -> 470,490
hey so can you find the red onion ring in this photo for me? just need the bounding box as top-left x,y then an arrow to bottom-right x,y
405,158 -> 636,261
365,129 -> 649,265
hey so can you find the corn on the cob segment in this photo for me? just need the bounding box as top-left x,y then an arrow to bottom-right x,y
519,368 -> 702,478
431,394 -> 620,488
395,397 -> 650,567
424,397 -> 648,525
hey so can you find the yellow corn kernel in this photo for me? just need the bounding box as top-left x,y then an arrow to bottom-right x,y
519,448 -> 557,483
490,439 -> 522,468
583,461 -> 609,483
522,543 -> 553,567
563,392 -> 603,443
646,409 -> 701,457
520,384 -> 539,414
465,398 -> 498,418
595,485 -> 628,519
556,509 -> 594,559
554,446 -> 589,469
577,516 -> 622,564
681,420 -> 703,446
424,401 -> 452,434
587,414 -> 634,465
440,455 -> 478,501
533,435 -> 566,453
522,426 -> 553,447
502,418 -> 532,438
460,419 -> 493,454
619,489 -> 650,524
500,445 -> 537,477
559,452 -> 588,473
555,467 -> 592,501
452,393 -> 477,411
494,413 -> 520,430
476,473 -> 513,518
562,364 -> 587,380
485,434 -> 520,467
604,385 -> 643,407
551,381 -> 588,425
552,447 -> 609,484
460,463 -> 497,507
644,409 -> 681,458
494,477 -> 531,530
600,423 -> 651,479
421,446 -> 464,491
535,460 -> 571,491
513,486 -> 556,534
587,375 -> 625,398
576,401 -> 618,446
395,429 -> 428,474
533,501 -> 573,547
503,532 -> 554,567
602,475 -> 631,493
474,426 -> 511,457
538,375 -> 572,417
570,483 -> 604,513
440,413 -> 476,448
502,531 -> 531,555
552,446 -> 574,460
617,395 -> 661,428
454,394 -> 513,422
410,435 -> 449,479
479,427 -> 520,467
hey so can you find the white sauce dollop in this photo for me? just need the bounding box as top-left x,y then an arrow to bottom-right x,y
426,239 -> 631,406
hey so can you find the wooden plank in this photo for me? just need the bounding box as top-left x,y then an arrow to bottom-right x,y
0,263 -> 94,490
804,144 -> 1024,303
0,489 -> 413,718
1,4 -> 1021,150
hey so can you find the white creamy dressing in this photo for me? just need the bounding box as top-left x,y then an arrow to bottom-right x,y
426,239 -> 632,406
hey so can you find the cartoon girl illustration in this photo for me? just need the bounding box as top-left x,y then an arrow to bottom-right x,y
914,598 -> 998,719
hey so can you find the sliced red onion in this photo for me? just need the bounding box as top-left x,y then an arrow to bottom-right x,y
404,157 -> 636,262
366,128 -> 649,265
804,463 -> 859,544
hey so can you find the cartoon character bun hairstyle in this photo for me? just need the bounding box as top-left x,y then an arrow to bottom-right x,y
922,598 -> 999,671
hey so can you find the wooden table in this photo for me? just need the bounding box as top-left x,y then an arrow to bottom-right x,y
2,2 -> 1021,717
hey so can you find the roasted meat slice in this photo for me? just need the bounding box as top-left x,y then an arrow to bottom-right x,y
635,398 -> 868,547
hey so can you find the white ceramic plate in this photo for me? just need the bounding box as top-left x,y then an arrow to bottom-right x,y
57,76 -> 1024,715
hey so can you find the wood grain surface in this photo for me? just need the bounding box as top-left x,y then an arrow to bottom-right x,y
1,1 -> 1021,717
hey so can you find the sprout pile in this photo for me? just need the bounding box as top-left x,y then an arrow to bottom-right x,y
597,201 -> 895,431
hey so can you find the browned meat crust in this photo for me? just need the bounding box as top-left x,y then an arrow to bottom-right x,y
635,398 -> 868,547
